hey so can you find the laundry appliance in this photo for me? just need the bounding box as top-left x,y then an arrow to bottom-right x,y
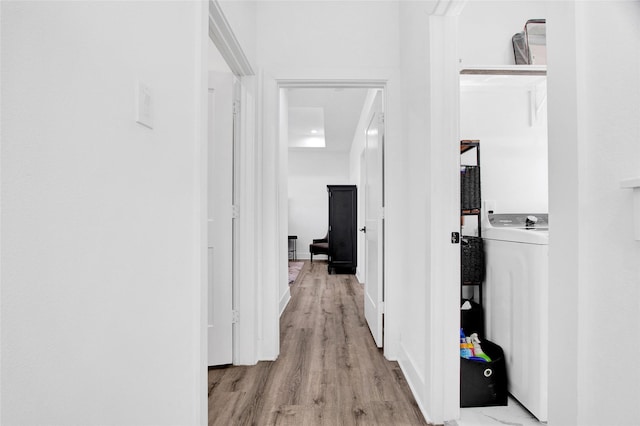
482,211 -> 549,422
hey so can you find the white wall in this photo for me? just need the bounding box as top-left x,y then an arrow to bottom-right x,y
208,39 -> 232,73
398,2 -> 432,417
256,1 -> 399,70
460,85 -> 548,217
547,2 -> 640,425
288,151 -> 350,259
1,2 -> 207,425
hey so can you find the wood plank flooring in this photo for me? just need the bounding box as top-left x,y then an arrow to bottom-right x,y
208,260 -> 429,426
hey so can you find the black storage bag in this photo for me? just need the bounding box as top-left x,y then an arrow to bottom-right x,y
461,299 -> 484,338
460,339 -> 508,407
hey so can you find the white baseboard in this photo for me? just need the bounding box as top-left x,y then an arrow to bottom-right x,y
398,342 -> 432,425
279,288 -> 291,317
291,254 -> 327,261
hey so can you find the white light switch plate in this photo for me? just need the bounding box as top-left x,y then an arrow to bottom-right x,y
136,81 -> 153,129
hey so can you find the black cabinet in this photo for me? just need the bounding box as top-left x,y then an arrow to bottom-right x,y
327,185 -> 357,274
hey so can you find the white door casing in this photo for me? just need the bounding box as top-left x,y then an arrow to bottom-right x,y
364,91 -> 384,348
207,71 -> 235,366
267,76 -> 396,364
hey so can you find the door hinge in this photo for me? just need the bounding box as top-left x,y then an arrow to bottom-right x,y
232,310 -> 240,324
233,100 -> 241,115
379,206 -> 385,219
378,112 -> 385,126
379,301 -> 385,314
232,205 -> 239,219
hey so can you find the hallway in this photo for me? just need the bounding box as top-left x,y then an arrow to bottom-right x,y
208,261 -> 428,425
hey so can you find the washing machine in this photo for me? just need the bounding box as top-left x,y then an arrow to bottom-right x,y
482,211 -> 549,422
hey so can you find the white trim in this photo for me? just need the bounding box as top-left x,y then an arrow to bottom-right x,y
195,2 -> 209,425
277,79 -> 386,89
258,70 -> 282,361
277,88 -> 291,324
205,0 -> 258,369
233,76 -> 260,365
429,12 -> 462,423
297,256 -> 328,261
378,72 -> 402,361
279,291 -> 291,317
398,343 -> 431,425
208,0 -> 254,76
260,68 -> 402,365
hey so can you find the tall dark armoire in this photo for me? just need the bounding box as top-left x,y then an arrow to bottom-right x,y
327,185 -> 357,274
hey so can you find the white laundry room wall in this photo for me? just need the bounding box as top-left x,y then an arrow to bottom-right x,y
460,87 -> 548,217
288,150 -> 350,259
1,2 -> 207,425
459,0 -> 551,223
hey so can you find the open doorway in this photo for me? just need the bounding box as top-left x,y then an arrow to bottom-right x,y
280,83 -> 386,348
456,5 -> 550,424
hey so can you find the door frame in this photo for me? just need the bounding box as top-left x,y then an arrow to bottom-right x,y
259,70 -> 400,361
197,1 -> 256,423
206,71 -> 235,367
363,92 -> 385,348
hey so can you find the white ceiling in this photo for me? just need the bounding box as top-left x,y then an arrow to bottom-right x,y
287,88 -> 369,152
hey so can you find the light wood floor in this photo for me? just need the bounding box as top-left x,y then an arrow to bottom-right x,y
208,260 -> 429,426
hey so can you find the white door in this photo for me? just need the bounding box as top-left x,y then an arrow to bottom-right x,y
364,91 -> 384,348
207,71 -> 234,366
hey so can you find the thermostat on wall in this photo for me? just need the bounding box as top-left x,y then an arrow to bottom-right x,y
135,81 -> 153,129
